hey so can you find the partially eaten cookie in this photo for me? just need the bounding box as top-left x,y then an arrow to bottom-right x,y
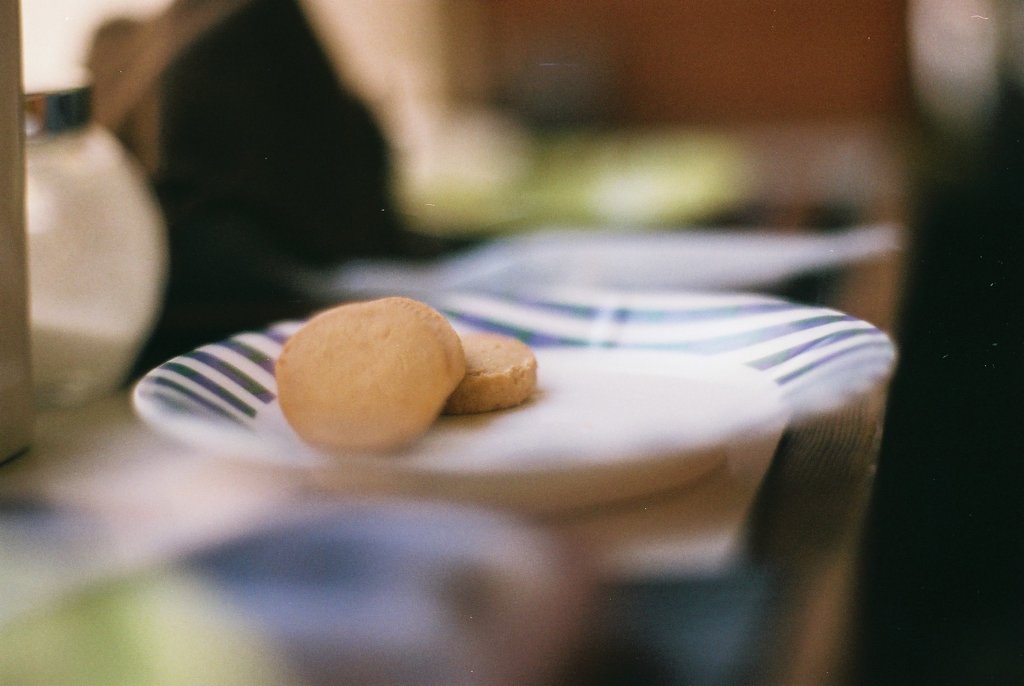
444,332 -> 538,415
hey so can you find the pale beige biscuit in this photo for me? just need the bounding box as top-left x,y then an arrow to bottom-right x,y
276,297 -> 466,452
444,332 -> 538,415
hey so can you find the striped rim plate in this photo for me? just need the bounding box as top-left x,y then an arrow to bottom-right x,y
133,287 -> 895,467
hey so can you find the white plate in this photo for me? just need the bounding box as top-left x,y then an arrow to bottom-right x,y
133,288 -> 895,513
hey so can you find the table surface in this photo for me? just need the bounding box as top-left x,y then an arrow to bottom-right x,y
0,360 -> 888,685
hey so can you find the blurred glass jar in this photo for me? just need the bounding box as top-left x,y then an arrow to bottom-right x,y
25,84 -> 167,408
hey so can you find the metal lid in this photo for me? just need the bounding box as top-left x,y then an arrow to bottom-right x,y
24,85 -> 91,138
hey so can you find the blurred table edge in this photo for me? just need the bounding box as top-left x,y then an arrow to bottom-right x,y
0,367 -> 891,685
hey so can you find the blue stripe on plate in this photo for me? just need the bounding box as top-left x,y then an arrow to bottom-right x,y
643,314 -> 858,354
183,349 -> 275,403
158,362 -> 257,418
263,328 -> 290,345
774,339 -> 895,385
510,298 -> 801,323
445,309 -> 855,354
147,377 -> 246,425
746,328 -> 883,371
439,311 -> 587,347
137,387 -> 196,417
216,338 -> 277,374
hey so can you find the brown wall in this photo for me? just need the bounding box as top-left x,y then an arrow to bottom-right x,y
478,1 -> 911,126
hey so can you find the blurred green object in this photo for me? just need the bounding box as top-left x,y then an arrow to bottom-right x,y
530,131 -> 752,226
0,572 -> 290,686
398,129 -> 752,236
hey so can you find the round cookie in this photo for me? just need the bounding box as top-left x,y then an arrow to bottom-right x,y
444,332 -> 538,415
276,297 -> 466,453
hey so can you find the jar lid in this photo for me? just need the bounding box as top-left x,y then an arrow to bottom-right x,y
24,85 -> 91,138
